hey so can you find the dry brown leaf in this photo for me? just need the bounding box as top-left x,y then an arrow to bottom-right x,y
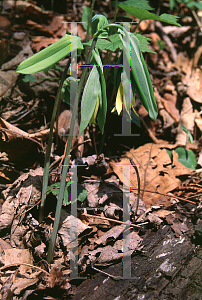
1,168 -> 43,234
161,92 -> 179,124
95,225 -> 126,245
31,37 -> 59,52
58,211 -> 92,249
174,53 -> 202,103
4,249 -> 33,274
195,110 -> 202,132
57,109 -> 78,146
110,143 -> 193,208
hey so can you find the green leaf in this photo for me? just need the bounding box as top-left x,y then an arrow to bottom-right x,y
16,34 -> 83,74
121,0 -> 154,10
79,65 -> 101,135
166,149 -> 172,159
131,109 -> 141,126
22,74 -> 37,82
175,147 -> 197,169
122,69 -> 131,113
182,125 -> 193,143
63,182 -> 87,206
82,5 -> 91,31
47,182 -> 87,206
108,34 -> 123,51
134,33 -> 155,53
158,14 -> 181,26
119,3 -> 181,26
187,1 -> 202,9
169,0 -> 175,10
86,38 -> 112,51
47,182 -> 60,196
91,14 -> 109,37
128,34 -> 158,120
61,77 -> 80,106
114,51 -> 123,98
92,49 -> 107,134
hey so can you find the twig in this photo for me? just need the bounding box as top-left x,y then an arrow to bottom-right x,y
141,117 -> 160,144
0,263 -> 50,276
49,138 -> 91,170
192,10 -> 202,32
0,78 -> 18,97
155,21 -> 178,62
124,157 -> 140,216
0,127 -> 43,149
130,187 -> 196,204
14,199 -> 41,219
83,213 -> 144,227
91,265 -> 123,280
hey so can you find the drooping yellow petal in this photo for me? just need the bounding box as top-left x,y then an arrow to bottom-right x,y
131,95 -> 139,117
89,96 -> 100,126
111,84 -> 139,118
131,94 -> 136,106
115,83 -> 123,115
131,105 -> 139,117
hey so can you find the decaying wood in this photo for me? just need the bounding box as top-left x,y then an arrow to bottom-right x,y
70,225 -> 202,300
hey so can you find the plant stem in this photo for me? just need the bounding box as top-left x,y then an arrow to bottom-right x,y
39,59 -> 71,224
47,38 -> 97,263
85,0 -> 96,60
86,0 -> 96,43
114,0 -> 118,22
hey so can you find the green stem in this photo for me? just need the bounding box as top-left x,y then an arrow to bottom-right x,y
47,38 -> 97,263
103,0 -> 119,81
113,0 -> 118,22
85,0 -> 96,59
86,0 -> 96,43
39,59 -> 71,224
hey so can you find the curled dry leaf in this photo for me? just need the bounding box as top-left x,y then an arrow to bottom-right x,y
58,210 -> 92,252
0,168 -> 43,232
78,230 -> 142,268
110,143 -> 193,208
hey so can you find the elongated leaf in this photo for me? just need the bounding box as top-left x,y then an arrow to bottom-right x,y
169,0 -> 175,10
16,34 -> 83,74
79,65 -> 101,135
119,3 -> 181,25
122,33 -> 158,120
122,69 -> 131,113
114,51 -> 123,97
182,125 -> 193,143
82,5 -> 91,31
92,49 -> 107,133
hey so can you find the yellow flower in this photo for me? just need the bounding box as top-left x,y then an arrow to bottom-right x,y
89,96 -> 100,126
111,83 -> 139,118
